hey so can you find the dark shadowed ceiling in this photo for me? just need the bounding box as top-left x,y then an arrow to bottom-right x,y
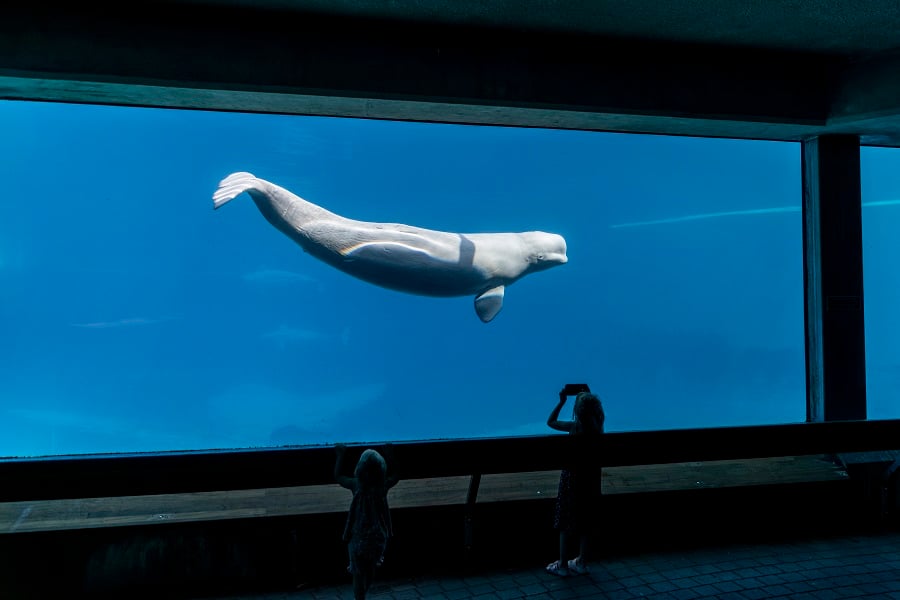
3,1 -> 900,144
176,0 -> 900,56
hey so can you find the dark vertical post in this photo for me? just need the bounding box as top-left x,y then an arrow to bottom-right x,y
802,135 -> 866,422
463,473 -> 481,567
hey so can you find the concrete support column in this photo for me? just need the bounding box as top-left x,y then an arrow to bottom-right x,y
802,135 -> 866,421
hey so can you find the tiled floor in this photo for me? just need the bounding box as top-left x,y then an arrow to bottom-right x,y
205,528 -> 900,599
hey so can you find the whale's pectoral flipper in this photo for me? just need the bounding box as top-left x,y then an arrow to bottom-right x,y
474,285 -> 505,323
213,172 -> 260,209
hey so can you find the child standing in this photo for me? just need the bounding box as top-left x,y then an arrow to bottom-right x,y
334,443 -> 399,600
545,387 -> 605,577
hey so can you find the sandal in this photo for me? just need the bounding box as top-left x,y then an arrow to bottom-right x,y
545,560 -> 570,577
567,558 -> 589,575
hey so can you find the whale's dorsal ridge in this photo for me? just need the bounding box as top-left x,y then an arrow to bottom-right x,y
474,285 -> 505,323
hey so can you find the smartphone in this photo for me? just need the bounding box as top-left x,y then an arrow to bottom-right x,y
563,383 -> 590,395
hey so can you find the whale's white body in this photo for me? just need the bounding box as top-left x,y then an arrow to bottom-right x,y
213,172 -> 567,322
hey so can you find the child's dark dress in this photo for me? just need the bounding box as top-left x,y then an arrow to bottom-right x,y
343,480 -> 393,575
554,455 -> 602,532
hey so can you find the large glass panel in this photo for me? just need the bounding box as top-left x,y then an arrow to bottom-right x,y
862,146 -> 900,420
0,100 -> 804,457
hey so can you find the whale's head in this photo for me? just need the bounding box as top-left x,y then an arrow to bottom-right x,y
521,231 -> 568,273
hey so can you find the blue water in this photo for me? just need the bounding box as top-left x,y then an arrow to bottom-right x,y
862,146 -> 900,420
0,99 -> 894,458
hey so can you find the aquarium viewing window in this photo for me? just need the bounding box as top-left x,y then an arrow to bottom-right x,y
0,99 -> 805,458
862,146 -> 900,421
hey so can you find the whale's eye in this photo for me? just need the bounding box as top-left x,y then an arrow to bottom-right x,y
537,254 -> 544,260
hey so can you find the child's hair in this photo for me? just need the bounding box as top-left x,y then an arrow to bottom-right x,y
354,448 -> 387,488
573,392 -> 605,435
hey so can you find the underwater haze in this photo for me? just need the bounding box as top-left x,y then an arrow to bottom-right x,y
2,99 -> 893,458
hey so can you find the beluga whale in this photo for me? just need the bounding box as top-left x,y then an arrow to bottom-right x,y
212,172 -> 568,322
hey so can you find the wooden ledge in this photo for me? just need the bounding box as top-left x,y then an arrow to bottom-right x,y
0,455 -> 847,534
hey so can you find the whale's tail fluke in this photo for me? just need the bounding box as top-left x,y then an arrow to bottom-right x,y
213,172 -> 260,209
